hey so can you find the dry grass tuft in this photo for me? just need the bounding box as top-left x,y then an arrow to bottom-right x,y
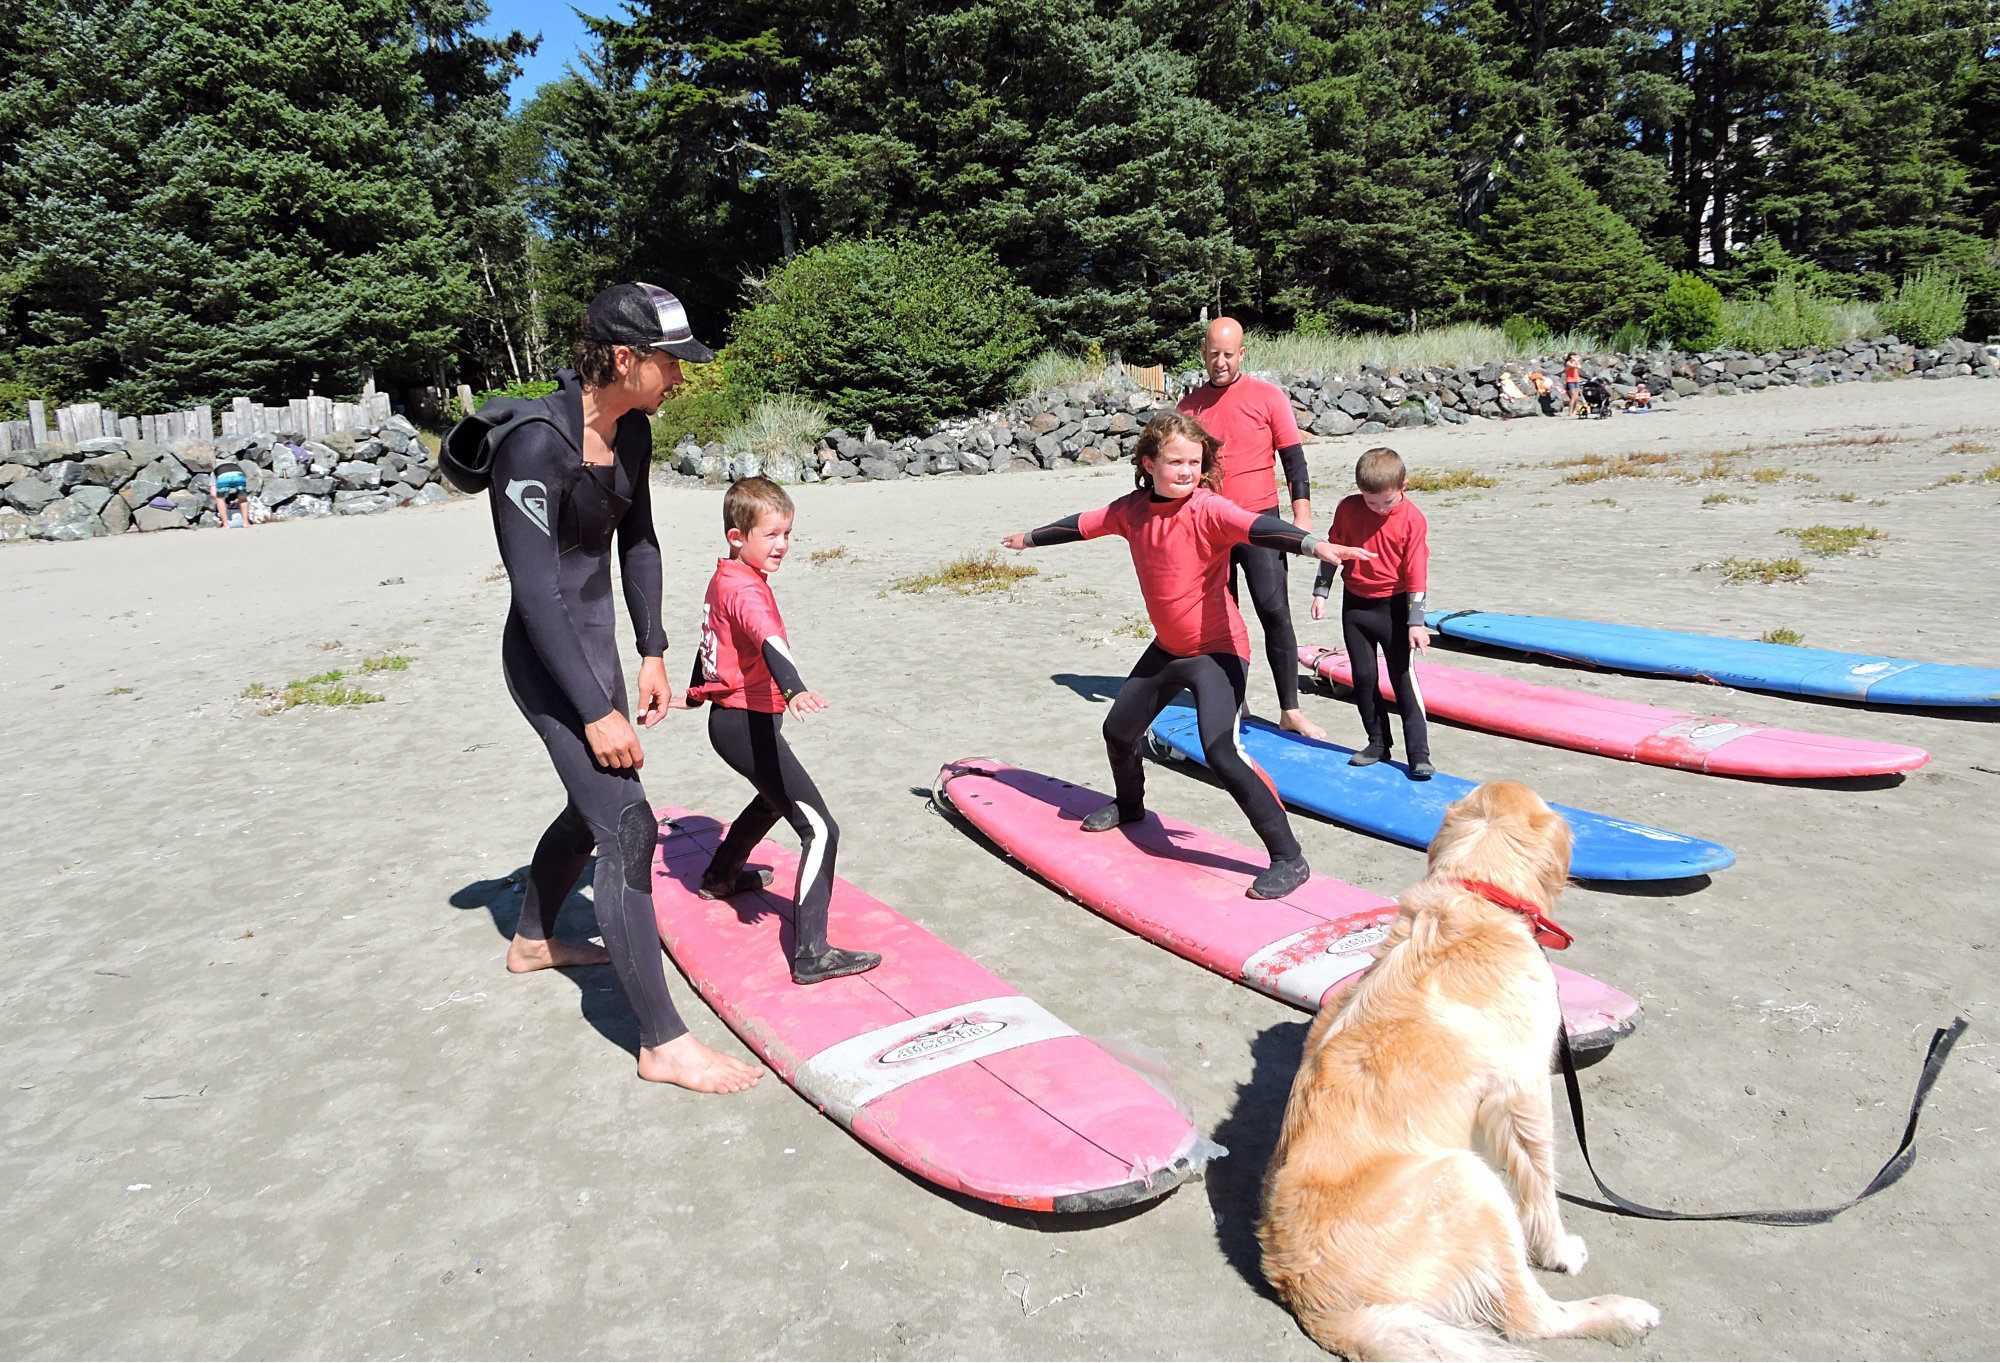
1784,525 -> 1887,557
1405,468 -> 1498,493
892,552 -> 1040,595
1760,627 -> 1806,645
1711,556 -> 1812,585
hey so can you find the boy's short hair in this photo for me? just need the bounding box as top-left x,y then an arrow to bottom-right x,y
723,476 -> 794,534
1355,447 -> 1406,493
1130,410 -> 1223,491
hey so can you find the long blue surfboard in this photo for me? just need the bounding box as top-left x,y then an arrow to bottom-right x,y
1424,608 -> 2000,708
1147,706 -> 1734,882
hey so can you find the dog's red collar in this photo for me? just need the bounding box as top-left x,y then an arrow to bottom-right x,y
1458,879 -> 1574,950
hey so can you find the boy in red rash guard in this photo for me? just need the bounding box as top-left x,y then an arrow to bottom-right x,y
1002,411 -> 1373,900
1177,317 -> 1324,739
682,477 -> 882,985
1311,447 -> 1434,779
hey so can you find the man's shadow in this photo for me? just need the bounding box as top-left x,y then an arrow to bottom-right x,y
1206,1018 -> 1311,1299
449,865 -> 640,1058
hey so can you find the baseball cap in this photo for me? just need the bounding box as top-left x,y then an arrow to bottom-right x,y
581,282 -> 716,363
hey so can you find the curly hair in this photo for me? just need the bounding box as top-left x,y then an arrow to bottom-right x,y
572,338 -> 627,388
1130,410 -> 1222,491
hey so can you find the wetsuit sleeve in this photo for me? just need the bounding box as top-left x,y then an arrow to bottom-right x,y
493,433 -> 615,724
1314,498 -> 1351,599
760,639 -> 808,700
1026,513 -> 1086,547
1278,442 -> 1309,507
1247,512 -> 1320,556
1404,508 -> 1429,626
616,448 -> 668,658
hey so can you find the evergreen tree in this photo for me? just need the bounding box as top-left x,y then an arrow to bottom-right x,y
1477,147 -> 1670,333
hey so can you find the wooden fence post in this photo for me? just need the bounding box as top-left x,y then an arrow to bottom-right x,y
27,400 -> 48,448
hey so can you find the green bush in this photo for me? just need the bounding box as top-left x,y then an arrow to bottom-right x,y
731,234 -> 1041,436
1721,278 -> 1842,351
1879,268 -> 1969,347
1502,314 -> 1552,352
0,379 -> 55,423
652,350 -> 755,451
1650,273 -> 1724,350
447,378 -> 558,423
1607,320 -> 1654,353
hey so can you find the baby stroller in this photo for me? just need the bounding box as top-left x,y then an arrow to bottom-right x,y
1579,376 -> 1614,419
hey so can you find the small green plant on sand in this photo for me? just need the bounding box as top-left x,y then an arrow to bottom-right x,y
1783,525 -> 1886,557
361,654 -> 412,672
1112,614 -> 1153,639
1557,452 -> 1674,484
1702,492 -> 1751,506
105,685 -> 135,696
892,552 -> 1039,595
1713,556 -> 1811,585
809,545 -> 851,565
1405,468 -> 1497,493
244,673 -> 386,714
1761,627 -> 1806,645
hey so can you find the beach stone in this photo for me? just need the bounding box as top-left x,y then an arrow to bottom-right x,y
383,414 -> 419,440
824,460 -> 861,480
334,490 -> 394,515
4,476 -> 60,514
42,459 -> 85,491
858,457 -> 899,481
69,485 -> 113,513
98,495 -> 131,535
0,462 -> 27,487
297,475 -> 334,497
150,454 -> 191,491
1033,434 -> 1063,465
272,494 -> 332,520
170,439 -> 217,473
953,450 -> 989,474
36,496 -> 104,540
1311,410 -> 1358,437
260,477 -> 300,507
416,483 -> 451,505
77,436 -> 126,455
399,461 -> 432,487
300,440 -> 338,471
132,504 -> 190,532
334,460 -> 381,490
81,452 -> 136,487
388,482 -> 421,505
166,489 -> 204,520
764,451 -> 804,483
0,508 -> 32,541
322,431 -> 359,457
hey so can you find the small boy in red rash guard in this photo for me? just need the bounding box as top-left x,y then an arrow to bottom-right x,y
1311,447 -> 1434,779
1002,411 -> 1374,901
683,477 -> 882,984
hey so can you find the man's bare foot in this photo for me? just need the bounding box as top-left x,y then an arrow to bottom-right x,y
506,934 -> 612,973
1279,708 -> 1327,741
637,1034 -> 765,1092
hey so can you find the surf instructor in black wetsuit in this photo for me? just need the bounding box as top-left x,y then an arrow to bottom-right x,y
490,282 -> 763,1095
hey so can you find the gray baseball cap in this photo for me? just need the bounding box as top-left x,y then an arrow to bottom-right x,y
581,282 -> 716,363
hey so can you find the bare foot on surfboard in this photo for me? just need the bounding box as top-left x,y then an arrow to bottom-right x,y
506,935 -> 612,972
638,1035 -> 765,1092
1279,708 -> 1327,741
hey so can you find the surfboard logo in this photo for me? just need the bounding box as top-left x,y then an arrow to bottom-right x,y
1326,924 -> 1390,955
878,1017 -> 1006,1066
505,478 -> 551,536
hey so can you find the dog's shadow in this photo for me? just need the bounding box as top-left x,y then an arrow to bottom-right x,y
450,866 -> 641,1058
1206,1018 -> 1311,1300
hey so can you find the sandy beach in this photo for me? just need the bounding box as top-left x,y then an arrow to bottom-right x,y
3,377 -> 1997,1360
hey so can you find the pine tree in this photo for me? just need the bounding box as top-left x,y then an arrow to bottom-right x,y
1477,147 -> 1670,334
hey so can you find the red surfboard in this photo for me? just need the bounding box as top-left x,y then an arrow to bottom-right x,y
1302,647 -> 1929,780
934,761 -> 1640,1055
652,808 -> 1219,1212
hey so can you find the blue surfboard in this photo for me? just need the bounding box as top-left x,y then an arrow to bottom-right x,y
1147,706 -> 1735,882
1424,609 -> 2000,708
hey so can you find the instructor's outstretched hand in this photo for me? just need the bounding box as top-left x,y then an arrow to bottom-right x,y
635,656 -> 672,727
585,709 -> 645,769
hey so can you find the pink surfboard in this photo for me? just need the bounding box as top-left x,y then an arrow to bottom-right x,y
934,761 -> 1640,1056
651,808 -> 1220,1212
1301,647 -> 1930,780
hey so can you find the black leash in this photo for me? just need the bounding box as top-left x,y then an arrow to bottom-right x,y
1554,1016 -> 1970,1226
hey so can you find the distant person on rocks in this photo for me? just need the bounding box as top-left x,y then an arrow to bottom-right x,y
1498,371 -> 1527,403
211,461 -> 259,528
1527,369 -> 1560,416
486,281 -> 763,1094
1176,317 -> 1324,738
1563,352 -> 1585,416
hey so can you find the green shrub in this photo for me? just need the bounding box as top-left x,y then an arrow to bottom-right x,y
731,235 -> 1041,436
1878,268 -> 1969,347
1607,320 -> 1654,353
1502,315 -> 1552,352
718,394 -> 831,459
652,350 -> 755,451
0,379 -> 55,423
1650,273 -> 1724,350
1013,346 -> 1108,398
447,378 -> 558,423
1721,278 -> 1842,351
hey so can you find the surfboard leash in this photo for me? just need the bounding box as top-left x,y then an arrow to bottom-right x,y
1553,1015 -> 1970,1226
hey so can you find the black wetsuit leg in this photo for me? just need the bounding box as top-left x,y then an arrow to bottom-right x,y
1341,592 -> 1430,762
1102,642 -> 1302,861
1226,513 -> 1303,711
504,627 -> 688,1049
705,706 -> 841,962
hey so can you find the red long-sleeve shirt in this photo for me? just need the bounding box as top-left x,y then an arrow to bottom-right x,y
1317,495 -> 1428,599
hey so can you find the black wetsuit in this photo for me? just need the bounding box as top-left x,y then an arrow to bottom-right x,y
1029,501 -> 1317,863
489,369 -> 685,1050
1229,442 -> 1313,712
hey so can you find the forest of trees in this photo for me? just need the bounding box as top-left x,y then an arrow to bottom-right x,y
1,0 -> 1995,413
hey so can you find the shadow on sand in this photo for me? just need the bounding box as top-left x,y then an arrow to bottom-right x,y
449,866 -> 639,1058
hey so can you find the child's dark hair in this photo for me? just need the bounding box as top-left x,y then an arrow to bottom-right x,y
723,476 -> 794,535
1355,447 -> 1407,493
1130,410 -> 1223,491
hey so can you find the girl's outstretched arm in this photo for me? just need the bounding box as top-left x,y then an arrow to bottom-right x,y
1001,513 -> 1085,550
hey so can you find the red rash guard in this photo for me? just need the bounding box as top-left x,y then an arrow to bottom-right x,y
1324,494 -> 1428,599
1079,489 -> 1263,657
689,558 -> 791,712
1177,376 -> 1304,512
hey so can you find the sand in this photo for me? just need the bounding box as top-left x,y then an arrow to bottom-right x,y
2,377 -> 1996,1360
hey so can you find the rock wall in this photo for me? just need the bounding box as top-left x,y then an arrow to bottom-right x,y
0,416 -> 448,543
667,335 -> 1999,484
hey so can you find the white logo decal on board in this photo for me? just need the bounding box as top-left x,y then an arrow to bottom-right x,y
879,1018 -> 1007,1066
1326,924 -> 1389,956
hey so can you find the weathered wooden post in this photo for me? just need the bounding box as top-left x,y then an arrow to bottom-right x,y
27,399 -> 48,448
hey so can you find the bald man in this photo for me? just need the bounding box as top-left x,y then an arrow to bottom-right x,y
1177,318 -> 1322,738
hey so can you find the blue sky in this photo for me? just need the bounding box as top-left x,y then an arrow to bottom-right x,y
475,0 -> 601,104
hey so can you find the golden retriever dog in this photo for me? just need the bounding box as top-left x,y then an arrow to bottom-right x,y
1258,780 -> 1659,1360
